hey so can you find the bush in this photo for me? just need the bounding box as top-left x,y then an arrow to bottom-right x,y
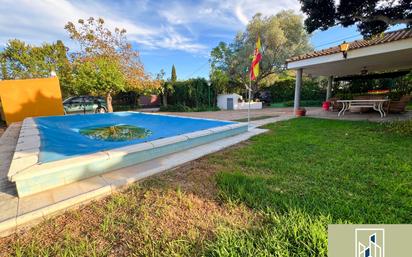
159,104 -> 191,112
113,104 -> 137,112
271,100 -> 322,108
167,78 -> 218,109
266,78 -> 326,103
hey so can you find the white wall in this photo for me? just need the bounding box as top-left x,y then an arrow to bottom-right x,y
217,94 -> 262,110
238,102 -> 262,110
217,94 -> 242,110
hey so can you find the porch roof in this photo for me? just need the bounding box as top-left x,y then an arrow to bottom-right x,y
286,29 -> 412,77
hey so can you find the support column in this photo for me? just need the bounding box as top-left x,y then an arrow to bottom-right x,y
293,68 -> 302,113
326,75 -> 333,100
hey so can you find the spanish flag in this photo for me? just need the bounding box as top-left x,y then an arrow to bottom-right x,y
250,36 -> 262,81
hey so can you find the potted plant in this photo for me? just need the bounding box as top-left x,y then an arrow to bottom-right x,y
295,107 -> 307,117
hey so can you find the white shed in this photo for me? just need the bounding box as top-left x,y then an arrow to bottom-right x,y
217,93 -> 263,110
217,93 -> 243,110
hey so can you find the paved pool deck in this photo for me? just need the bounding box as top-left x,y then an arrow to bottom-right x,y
307,108 -> 412,122
160,107 -> 412,122
0,114 -> 294,237
160,107 -> 296,120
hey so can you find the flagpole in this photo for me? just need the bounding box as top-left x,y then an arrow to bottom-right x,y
248,77 -> 251,130
248,35 -> 260,130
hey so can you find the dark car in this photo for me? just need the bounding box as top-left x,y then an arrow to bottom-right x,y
63,96 -> 107,115
256,90 -> 272,106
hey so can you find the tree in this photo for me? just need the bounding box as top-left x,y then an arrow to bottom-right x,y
65,17 -> 160,111
210,69 -> 230,94
0,54 -> 8,80
210,11 -> 311,95
171,64 -> 177,82
163,64 -> 177,107
0,39 -> 72,93
299,0 -> 412,38
72,56 -> 125,112
156,69 -> 168,107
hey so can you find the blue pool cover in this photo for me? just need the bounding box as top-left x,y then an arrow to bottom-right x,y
35,112 -> 234,163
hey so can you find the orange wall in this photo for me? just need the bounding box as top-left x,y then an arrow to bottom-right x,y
0,77 -> 64,125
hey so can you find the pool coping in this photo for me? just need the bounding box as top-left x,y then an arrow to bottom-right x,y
0,126 -> 268,237
8,112 -> 248,195
7,118 -> 40,181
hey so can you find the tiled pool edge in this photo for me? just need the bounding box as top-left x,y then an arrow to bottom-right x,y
7,118 -> 40,181
0,127 -> 268,238
9,117 -> 248,197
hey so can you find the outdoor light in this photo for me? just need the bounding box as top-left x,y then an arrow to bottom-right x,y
207,80 -> 211,109
339,41 -> 350,58
361,66 -> 368,75
50,70 -> 57,77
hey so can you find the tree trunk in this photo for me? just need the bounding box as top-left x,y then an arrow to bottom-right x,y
106,92 -> 113,112
162,93 -> 168,107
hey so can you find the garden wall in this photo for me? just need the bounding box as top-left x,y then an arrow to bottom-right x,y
0,77 -> 64,125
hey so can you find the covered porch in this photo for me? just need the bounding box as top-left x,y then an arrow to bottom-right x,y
286,29 -> 412,118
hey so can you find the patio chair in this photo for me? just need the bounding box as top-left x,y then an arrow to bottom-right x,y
388,95 -> 411,113
328,97 -> 341,112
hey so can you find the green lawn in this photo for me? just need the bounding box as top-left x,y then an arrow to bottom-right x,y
0,118 -> 411,256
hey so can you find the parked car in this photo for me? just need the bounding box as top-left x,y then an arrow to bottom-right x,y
63,96 -> 107,115
256,90 -> 272,106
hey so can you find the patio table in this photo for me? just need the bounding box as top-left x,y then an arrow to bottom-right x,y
337,99 -> 389,118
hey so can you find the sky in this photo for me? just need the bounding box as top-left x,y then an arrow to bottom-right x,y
0,0 -> 373,80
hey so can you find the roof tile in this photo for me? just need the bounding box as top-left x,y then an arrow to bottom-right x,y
287,28 -> 412,63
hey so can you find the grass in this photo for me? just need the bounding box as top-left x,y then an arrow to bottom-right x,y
0,118 -> 411,256
215,118 -> 412,223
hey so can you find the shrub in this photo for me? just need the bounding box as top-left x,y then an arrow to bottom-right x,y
281,100 -> 323,107
167,78 -> 218,109
267,78 -> 326,103
159,104 -> 191,112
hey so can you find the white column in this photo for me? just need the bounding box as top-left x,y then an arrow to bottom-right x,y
326,76 -> 333,100
294,68 -> 302,113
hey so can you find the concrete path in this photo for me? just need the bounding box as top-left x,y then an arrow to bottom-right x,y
159,107 -> 299,121
0,123 -> 20,195
160,107 -> 411,123
307,108 -> 412,122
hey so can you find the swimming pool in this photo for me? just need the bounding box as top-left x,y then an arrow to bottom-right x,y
8,112 -> 248,197
35,112 -> 237,162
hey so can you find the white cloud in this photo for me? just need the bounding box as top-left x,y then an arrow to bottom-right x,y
0,0 -> 301,54
155,0 -> 301,41
231,0 -> 302,25
235,5 -> 250,25
0,0 -> 208,53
